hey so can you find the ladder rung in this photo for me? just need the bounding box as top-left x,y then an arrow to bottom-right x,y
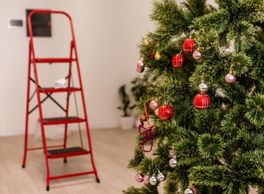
32,58 -> 76,63
43,116 -> 86,125
50,171 -> 95,180
48,147 -> 90,159
39,87 -> 81,93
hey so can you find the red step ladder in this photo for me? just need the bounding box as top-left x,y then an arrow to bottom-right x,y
21,10 -> 99,191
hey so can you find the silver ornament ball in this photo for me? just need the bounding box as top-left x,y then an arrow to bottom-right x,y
225,73 -> 236,84
169,158 -> 177,168
149,175 -> 158,186
198,81 -> 208,94
157,172 -> 165,182
192,50 -> 202,60
184,188 -> 194,194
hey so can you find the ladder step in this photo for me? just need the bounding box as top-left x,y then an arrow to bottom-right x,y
32,58 -> 76,63
50,171 -> 95,180
39,87 -> 81,93
43,116 -> 86,125
48,147 -> 90,159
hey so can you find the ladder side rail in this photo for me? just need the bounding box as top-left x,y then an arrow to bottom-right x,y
63,41 -> 74,160
70,21 -> 99,179
27,12 -> 51,189
22,41 -> 33,168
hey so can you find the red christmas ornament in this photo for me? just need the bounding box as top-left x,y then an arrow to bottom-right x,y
172,53 -> 184,68
183,38 -> 196,53
158,105 -> 173,121
193,94 -> 211,109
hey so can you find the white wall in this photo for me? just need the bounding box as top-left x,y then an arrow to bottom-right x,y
0,0 -> 215,136
0,0 -> 153,136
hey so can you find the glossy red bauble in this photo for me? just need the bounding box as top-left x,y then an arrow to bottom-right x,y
158,105 -> 173,121
183,38 -> 196,53
172,53 -> 184,68
193,94 -> 211,109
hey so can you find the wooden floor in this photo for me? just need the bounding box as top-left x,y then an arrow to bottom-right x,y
0,128 -> 258,194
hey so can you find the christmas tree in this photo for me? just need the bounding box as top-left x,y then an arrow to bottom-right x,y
125,0 -> 264,194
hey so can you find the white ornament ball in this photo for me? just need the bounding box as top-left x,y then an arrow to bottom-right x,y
184,188 -> 194,194
149,175 -> 158,186
192,50 -> 202,60
157,172 -> 165,182
169,158 -> 177,168
225,73 -> 236,84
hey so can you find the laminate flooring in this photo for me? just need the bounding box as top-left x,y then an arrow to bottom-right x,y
0,128 -> 257,194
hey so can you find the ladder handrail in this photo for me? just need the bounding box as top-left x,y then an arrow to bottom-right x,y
27,10 -> 76,58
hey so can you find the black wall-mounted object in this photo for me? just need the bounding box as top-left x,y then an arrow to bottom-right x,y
9,19 -> 23,27
26,9 -> 52,37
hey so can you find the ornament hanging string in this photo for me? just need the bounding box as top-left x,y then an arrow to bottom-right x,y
144,102 -> 151,127
138,102 -> 155,152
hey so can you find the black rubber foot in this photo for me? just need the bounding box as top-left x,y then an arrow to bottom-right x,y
46,186 -> 50,191
96,178 -> 100,183
22,164 -> 26,168
63,158 -> 67,163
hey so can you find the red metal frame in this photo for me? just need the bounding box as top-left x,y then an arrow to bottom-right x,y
21,10 -> 99,191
